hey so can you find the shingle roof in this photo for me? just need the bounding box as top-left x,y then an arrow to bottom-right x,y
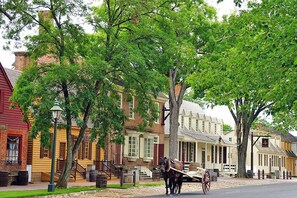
4,67 -> 22,88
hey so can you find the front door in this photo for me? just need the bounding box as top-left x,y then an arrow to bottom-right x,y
202,150 -> 206,169
59,142 -> 66,160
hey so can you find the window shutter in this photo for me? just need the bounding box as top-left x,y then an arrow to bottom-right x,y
82,140 -> 85,160
139,137 -> 144,158
40,144 -> 44,158
49,133 -> 53,158
88,142 -> 92,160
124,136 -> 129,156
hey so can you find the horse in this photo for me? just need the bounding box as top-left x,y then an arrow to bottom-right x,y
159,156 -> 183,195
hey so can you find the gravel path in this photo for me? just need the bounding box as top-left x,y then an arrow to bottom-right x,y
40,177 -> 297,198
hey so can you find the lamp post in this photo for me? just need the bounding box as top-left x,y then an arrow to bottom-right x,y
48,100 -> 62,192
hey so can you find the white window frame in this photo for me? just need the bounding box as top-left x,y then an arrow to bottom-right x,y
181,116 -> 184,128
189,117 -> 192,129
118,93 -> 123,108
128,136 -> 138,158
144,137 -> 154,158
154,102 -> 160,124
195,119 -> 198,131
128,97 -> 135,119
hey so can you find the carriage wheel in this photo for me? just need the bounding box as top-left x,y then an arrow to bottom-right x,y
202,170 -> 211,194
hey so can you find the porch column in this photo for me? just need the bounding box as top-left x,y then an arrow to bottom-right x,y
195,141 -> 199,163
205,143 -> 208,169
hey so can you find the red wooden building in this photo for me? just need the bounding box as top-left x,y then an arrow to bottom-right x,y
0,62 -> 29,173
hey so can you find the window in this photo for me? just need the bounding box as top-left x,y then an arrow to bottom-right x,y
128,97 -> 134,119
153,136 -> 159,144
215,124 -> 217,134
264,155 -> 268,166
229,137 -> 232,142
202,121 -> 205,132
181,116 -> 184,128
128,136 -> 138,157
0,89 -> 4,113
188,117 -> 191,129
154,102 -> 160,124
258,154 -> 262,166
6,136 -> 20,163
118,93 -> 123,108
195,119 -> 198,131
209,122 -> 211,133
144,138 -> 154,158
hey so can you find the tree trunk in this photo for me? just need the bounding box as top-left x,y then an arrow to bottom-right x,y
167,68 -> 187,159
56,152 -> 73,188
169,106 -> 179,159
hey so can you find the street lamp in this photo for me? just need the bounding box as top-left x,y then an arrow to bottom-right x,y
48,100 -> 63,192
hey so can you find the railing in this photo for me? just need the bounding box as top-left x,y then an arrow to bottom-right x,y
57,159 -> 85,181
93,160 -> 113,179
74,161 -> 86,179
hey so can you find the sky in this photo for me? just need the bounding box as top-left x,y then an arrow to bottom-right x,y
0,0 -> 242,127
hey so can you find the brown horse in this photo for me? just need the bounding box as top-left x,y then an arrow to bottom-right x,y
159,157 -> 183,195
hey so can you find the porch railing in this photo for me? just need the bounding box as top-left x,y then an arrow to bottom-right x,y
94,160 -> 117,179
56,159 -> 86,180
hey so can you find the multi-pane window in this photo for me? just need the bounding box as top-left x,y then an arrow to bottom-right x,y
195,119 -> 198,131
154,102 -> 160,124
202,121 -> 205,132
188,117 -> 192,129
181,116 -> 184,128
84,142 -> 89,159
144,138 -> 154,158
118,93 -> 123,108
264,155 -> 268,166
128,97 -> 134,119
128,136 -> 138,157
6,136 -> 20,163
258,154 -> 263,166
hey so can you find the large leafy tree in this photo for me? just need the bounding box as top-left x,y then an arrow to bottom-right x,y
147,0 -> 216,159
1,0 -> 166,188
189,0 -> 297,177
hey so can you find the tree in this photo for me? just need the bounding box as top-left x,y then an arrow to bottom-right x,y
223,124 -> 233,132
1,0 -> 166,188
147,0 -> 216,159
189,0 -> 297,177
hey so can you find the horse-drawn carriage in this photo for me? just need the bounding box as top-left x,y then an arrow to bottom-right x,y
159,157 -> 211,195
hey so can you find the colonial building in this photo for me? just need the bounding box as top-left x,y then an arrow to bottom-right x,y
164,100 -> 236,173
0,63 -> 30,174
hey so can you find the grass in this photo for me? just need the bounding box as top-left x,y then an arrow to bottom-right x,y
0,182 -> 164,198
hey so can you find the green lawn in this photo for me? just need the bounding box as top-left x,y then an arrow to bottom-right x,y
0,182 -> 163,198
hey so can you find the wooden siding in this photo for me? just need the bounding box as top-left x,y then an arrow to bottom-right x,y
0,64 -> 29,172
0,66 -> 28,131
31,127 -> 104,177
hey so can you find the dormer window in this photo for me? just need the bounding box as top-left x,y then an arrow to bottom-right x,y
189,117 -> 191,129
181,116 -> 184,128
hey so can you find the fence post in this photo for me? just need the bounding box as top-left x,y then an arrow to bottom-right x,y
286,171 -> 288,180
262,170 -> 264,179
133,171 -> 136,186
120,171 -> 124,187
283,171 -> 285,179
258,169 -> 260,179
290,172 -> 292,180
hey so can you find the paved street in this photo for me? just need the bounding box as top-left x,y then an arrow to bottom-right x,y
141,182 -> 297,198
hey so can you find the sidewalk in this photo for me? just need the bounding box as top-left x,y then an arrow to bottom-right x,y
1,176 -> 296,193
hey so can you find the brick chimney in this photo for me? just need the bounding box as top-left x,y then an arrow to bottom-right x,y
13,52 -> 30,70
